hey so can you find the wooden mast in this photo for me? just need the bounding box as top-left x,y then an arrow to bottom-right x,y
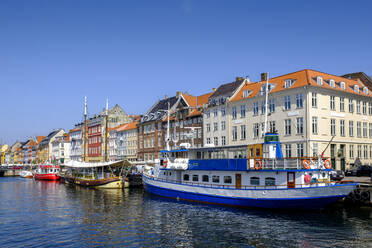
83,96 -> 87,162
105,99 -> 109,162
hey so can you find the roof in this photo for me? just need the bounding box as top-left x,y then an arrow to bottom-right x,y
210,79 -> 245,98
230,69 -> 370,102
69,127 -> 81,133
36,136 -> 45,144
116,121 -> 138,132
342,72 -> 372,90
39,129 -> 63,146
141,96 -> 178,123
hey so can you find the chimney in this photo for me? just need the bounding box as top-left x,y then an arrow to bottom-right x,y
236,76 -> 243,81
165,95 -> 168,99
261,72 -> 268,82
212,88 -> 216,92
176,91 -> 182,97
245,76 -> 250,82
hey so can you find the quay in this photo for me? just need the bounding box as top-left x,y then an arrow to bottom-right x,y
342,176 -> 372,206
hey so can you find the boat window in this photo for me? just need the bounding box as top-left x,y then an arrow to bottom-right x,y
197,152 -> 202,159
192,175 -> 199,181
250,177 -> 260,185
183,174 -> 189,181
212,175 -> 220,183
164,172 -> 166,175
224,176 -> 232,184
265,177 -> 276,186
202,175 -> 209,182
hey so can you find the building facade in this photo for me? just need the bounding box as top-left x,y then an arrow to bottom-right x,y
69,127 -> 83,162
51,134 -> 70,164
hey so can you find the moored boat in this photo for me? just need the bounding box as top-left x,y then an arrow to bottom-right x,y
34,165 -> 60,181
19,170 -> 33,178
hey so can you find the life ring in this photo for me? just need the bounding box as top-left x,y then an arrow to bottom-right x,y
324,159 -> 332,169
163,160 -> 168,168
302,160 -> 311,169
254,160 -> 262,170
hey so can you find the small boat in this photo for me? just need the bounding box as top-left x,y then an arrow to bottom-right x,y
61,160 -> 128,189
19,170 -> 33,178
34,165 -> 60,181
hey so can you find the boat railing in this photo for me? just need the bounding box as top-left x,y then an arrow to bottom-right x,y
259,158 -> 323,170
145,175 -> 340,190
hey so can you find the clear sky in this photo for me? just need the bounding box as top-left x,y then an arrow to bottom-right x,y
1,0 -> 371,144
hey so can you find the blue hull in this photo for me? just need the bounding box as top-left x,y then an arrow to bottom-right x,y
143,182 -> 347,210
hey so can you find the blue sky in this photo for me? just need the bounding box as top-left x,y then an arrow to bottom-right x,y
1,0 -> 371,144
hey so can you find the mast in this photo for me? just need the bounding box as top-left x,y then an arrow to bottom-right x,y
263,73 -> 269,135
105,99 -> 109,162
166,102 -> 170,151
83,96 -> 87,162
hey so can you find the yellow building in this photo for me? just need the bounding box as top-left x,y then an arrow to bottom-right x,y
0,145 -> 8,164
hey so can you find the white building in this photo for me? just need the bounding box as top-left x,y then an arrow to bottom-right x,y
69,127 -> 83,162
51,134 -> 70,164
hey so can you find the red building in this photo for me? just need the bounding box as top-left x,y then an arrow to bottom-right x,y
87,115 -> 103,162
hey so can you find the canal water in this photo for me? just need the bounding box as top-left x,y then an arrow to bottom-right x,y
0,177 -> 371,248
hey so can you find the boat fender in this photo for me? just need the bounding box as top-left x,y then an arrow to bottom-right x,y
254,160 -> 262,170
163,160 -> 168,168
302,160 -> 311,169
323,159 -> 332,169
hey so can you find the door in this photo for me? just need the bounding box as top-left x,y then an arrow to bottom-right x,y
235,174 -> 242,189
287,172 -> 295,188
331,158 -> 336,170
340,158 -> 345,172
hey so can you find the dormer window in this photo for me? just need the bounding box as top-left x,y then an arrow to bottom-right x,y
243,90 -> 251,98
329,79 -> 335,88
284,79 -> 294,88
363,87 -> 368,94
340,81 -> 346,90
354,85 -> 359,93
260,83 -> 274,95
316,76 -> 323,85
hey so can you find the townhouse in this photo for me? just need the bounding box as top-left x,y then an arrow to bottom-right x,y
69,126 -> 83,162
51,133 -> 70,164
224,69 -> 372,171
37,129 -> 65,163
116,121 -> 138,162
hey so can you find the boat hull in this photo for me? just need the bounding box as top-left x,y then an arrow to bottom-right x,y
63,176 -> 127,189
143,175 -> 357,210
19,170 -> 33,178
34,173 -> 60,181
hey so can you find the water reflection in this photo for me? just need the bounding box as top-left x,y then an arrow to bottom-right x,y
0,177 -> 371,248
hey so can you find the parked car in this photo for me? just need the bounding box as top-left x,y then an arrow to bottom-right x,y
346,165 -> 372,177
330,170 -> 344,181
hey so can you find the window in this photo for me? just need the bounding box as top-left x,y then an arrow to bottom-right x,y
250,177 -> 260,186
269,99 -> 275,113
285,119 -> 291,135
284,96 -> 291,110
253,102 -> 259,115
363,87 -> 368,94
192,175 -> 199,182
312,93 -> 317,108
349,121 -> 354,137
206,110 -> 210,118
232,106 -> 237,119
269,121 -> 276,133
243,90 -> 250,98
296,117 -> 303,134
206,138 -> 211,144
297,143 -> 304,157
206,124 -> 211,132
214,137 -> 218,146
357,122 -> 362,137
316,76 -> 323,85
213,122 -> 218,131
284,79 -> 293,88
340,81 -> 346,90
340,120 -> 345,137
240,105 -> 246,118
253,123 -> 259,139
212,175 -> 220,183
202,175 -> 209,182
296,93 -> 303,108
331,119 -> 336,136
354,85 -> 359,93
369,103 -> 372,115
349,145 -> 354,158
221,107 -> 226,116
312,143 -> 318,157
363,122 -> 368,138
358,145 -> 362,158
348,99 -> 354,113
330,96 -> 335,110
357,100 -> 361,114
183,174 -> 189,181
221,136 -> 226,146
363,101 -> 367,115
329,79 -> 335,88
232,126 -> 238,141
370,146 -> 372,159
221,121 -> 226,130
265,177 -> 276,186
340,97 -> 345,112
285,144 -> 292,157
224,176 -> 232,184
241,125 -> 246,140
364,145 -> 368,159
261,100 -> 266,114
312,117 -> 318,134
369,123 -> 372,138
